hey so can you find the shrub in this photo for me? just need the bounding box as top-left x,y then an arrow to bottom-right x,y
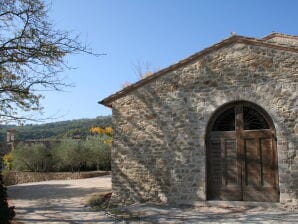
52,139 -> 85,172
4,136 -> 111,173
0,173 -> 15,223
84,135 -> 111,171
3,153 -> 13,170
11,143 -> 53,172
87,191 -> 112,209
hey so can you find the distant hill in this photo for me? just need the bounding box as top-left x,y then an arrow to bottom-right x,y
0,116 -> 112,142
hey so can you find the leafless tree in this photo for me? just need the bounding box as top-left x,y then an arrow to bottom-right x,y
0,0 -> 99,124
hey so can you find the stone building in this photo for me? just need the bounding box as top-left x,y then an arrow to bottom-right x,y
100,33 -> 298,206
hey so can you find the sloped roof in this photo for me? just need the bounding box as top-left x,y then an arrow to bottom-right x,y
262,32 -> 298,41
100,33 -> 298,107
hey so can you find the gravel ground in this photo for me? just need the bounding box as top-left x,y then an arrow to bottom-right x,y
7,176 -> 297,224
119,204 -> 298,224
7,175 -> 115,224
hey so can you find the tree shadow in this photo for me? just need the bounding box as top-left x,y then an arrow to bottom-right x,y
8,183 -> 107,200
8,179 -> 115,223
120,204 -> 298,224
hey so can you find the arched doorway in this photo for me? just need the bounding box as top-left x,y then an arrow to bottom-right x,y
206,101 -> 279,202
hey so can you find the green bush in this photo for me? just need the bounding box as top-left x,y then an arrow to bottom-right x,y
5,136 -> 111,172
83,135 -> 111,171
52,139 -> 85,172
11,143 -> 53,172
0,173 -> 15,223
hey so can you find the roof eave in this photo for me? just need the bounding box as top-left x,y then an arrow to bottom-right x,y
100,34 -> 298,107
262,32 -> 298,41
98,100 -> 112,108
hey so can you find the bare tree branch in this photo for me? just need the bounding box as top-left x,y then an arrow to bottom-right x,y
0,0 -> 100,124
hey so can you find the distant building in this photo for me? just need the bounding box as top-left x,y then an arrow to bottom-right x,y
0,129 -> 16,155
0,129 -> 60,157
6,129 -> 16,143
0,129 -> 16,169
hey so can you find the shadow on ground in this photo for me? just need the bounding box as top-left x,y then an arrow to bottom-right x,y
8,184 -> 105,200
7,176 -> 114,223
116,204 -> 298,224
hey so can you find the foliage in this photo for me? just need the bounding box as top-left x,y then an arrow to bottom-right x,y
5,138 -> 111,172
90,126 -> 112,136
1,120 -> 112,172
0,173 -> 15,223
0,0 -> 96,124
87,126 -> 112,170
0,116 -> 112,141
84,135 -> 111,170
52,139 -> 86,172
2,153 -> 13,170
11,142 -> 52,172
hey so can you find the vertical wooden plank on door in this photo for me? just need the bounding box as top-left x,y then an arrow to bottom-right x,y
207,132 -> 240,200
225,138 -> 238,186
235,104 -> 243,201
223,137 -> 240,200
207,136 -> 222,200
273,135 -> 280,200
243,138 -> 262,201
242,130 -> 279,202
261,138 -> 273,187
221,137 -> 226,187
260,136 -> 279,202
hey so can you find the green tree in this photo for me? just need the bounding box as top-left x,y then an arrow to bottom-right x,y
53,139 -> 86,172
11,142 -> 52,171
84,135 -> 111,171
0,0 -> 97,124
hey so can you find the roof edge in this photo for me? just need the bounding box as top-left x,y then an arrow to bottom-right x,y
100,34 -> 298,107
262,32 -> 298,40
99,35 -> 239,107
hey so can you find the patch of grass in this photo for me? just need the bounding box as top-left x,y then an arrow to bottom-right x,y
86,191 -> 112,209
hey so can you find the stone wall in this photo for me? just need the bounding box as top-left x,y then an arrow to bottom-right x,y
265,35 -> 298,48
111,41 -> 297,206
3,171 -> 111,186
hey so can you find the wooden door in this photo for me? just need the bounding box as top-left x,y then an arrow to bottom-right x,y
207,102 -> 279,202
207,131 -> 242,200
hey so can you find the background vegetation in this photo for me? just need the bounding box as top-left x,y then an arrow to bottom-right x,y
0,116 -> 111,141
3,117 -> 112,172
2,125 -> 112,172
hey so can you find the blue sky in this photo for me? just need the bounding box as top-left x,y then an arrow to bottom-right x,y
39,0 -> 297,122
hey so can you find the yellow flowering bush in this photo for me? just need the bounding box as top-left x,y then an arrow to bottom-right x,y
3,153 -> 13,170
90,127 -> 112,136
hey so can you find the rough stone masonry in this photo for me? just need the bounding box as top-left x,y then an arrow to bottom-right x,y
100,33 -> 298,207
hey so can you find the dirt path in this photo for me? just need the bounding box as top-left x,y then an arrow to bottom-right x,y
121,204 -> 298,224
7,176 -> 115,224
7,176 -> 297,224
